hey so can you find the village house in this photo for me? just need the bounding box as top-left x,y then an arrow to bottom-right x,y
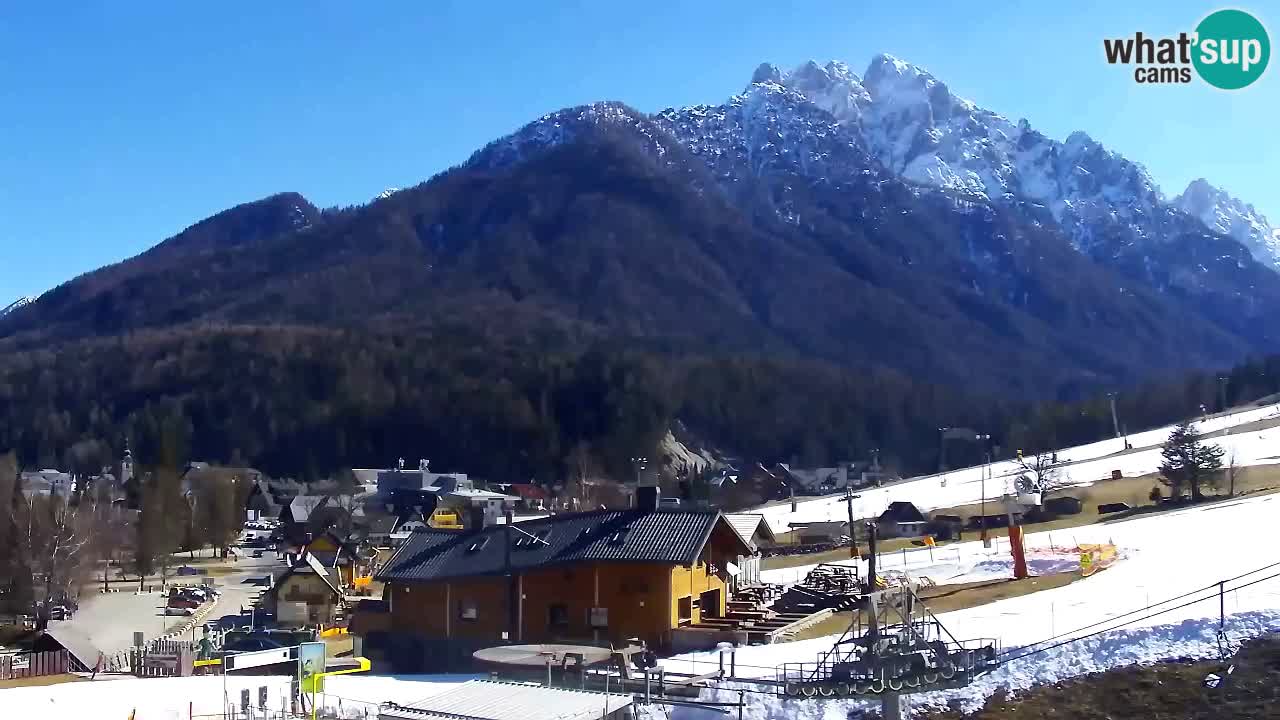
299,531 -> 369,588
370,506 -> 752,671
725,512 -> 777,550
876,501 -> 928,539
263,554 -> 344,626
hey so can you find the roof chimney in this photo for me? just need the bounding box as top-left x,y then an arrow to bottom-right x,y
637,485 -> 660,511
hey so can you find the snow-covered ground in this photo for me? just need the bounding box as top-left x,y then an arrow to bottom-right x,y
758,402 -> 1280,535
2,672 -> 479,719
668,491 -> 1280,717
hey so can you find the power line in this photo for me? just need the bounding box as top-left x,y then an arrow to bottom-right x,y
1000,569 -> 1280,665
998,558 -> 1280,660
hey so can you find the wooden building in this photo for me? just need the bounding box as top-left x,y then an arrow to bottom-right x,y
372,508 -> 751,671
263,554 -> 343,626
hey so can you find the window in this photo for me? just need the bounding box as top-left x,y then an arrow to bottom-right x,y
459,599 -> 478,621
589,607 -> 608,629
677,596 -> 693,625
548,604 -> 569,628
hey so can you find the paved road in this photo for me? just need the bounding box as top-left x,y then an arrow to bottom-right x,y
53,555 -> 285,654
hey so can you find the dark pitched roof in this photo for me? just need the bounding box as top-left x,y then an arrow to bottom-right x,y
879,501 -> 926,523
377,509 -> 747,583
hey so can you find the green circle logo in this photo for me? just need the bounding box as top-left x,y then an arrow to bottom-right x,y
1193,9 -> 1270,89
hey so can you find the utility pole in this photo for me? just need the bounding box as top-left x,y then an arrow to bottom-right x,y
1107,392 -> 1121,439
976,434 -> 991,547
844,487 -> 861,559
1218,376 -> 1229,413
937,427 -> 950,473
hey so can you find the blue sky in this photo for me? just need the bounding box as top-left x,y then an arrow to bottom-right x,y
1,1 -> 1275,302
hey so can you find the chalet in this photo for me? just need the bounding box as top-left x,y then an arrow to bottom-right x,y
372,507 -> 752,671
725,513 -> 777,549
877,501 -> 928,539
244,479 -> 279,522
300,531 -> 368,587
724,513 -> 774,587
713,464 -> 792,509
263,554 -> 343,626
928,514 -> 964,540
280,494 -> 361,546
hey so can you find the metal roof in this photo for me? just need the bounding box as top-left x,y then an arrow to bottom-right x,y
725,513 -> 774,548
378,680 -> 632,720
42,626 -> 104,671
377,509 -> 747,583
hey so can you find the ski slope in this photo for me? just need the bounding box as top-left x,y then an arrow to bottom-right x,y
669,491 -> 1280,717
757,402 -> 1280,535
3,672 -> 479,719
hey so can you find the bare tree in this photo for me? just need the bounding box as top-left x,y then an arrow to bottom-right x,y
24,488 -> 95,621
1017,451 -> 1067,496
0,453 -> 34,614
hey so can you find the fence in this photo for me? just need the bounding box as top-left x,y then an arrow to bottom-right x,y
0,649 -> 70,680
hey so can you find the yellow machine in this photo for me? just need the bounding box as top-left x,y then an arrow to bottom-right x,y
428,507 -> 464,529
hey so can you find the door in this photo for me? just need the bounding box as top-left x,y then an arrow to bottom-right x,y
699,589 -> 721,619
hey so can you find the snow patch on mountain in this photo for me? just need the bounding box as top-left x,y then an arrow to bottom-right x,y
466,101 -> 679,170
0,296 -> 33,317
753,54 -> 1186,255
1174,178 -> 1280,268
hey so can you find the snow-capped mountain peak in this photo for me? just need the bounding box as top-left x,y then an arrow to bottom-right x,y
0,296 -> 33,317
1175,178 -> 1280,268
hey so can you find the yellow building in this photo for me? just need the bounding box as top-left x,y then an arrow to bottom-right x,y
373,508 -> 751,671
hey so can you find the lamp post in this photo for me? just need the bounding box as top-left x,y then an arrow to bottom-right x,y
937,427 -> 950,473
975,433 -> 991,547
629,457 -> 648,508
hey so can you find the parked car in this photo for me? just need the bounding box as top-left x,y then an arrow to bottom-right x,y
168,596 -> 199,609
47,605 -> 69,621
176,565 -> 200,576
251,550 -> 264,558
164,606 -> 194,616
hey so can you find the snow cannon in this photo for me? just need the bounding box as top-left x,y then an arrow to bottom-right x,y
1012,474 -> 1042,509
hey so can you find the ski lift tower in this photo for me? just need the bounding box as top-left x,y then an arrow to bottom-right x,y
776,523 -> 1000,719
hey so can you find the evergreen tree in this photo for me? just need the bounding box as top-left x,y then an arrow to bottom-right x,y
1158,421 -> 1224,502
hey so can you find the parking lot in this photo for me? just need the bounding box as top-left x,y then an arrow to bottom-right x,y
52,553 -> 285,655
